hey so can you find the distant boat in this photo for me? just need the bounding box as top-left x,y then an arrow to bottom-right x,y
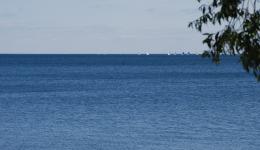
146,52 -> 150,55
167,52 -> 171,55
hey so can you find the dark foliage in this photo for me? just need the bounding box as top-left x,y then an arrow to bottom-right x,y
189,0 -> 260,81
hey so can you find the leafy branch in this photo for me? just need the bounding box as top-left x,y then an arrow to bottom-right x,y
189,0 -> 260,80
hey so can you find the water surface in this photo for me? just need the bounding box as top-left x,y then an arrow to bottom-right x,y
0,55 -> 259,150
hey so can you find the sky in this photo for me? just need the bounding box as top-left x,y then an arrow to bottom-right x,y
0,0 -> 207,54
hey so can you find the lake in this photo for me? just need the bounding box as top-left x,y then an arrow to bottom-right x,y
0,55 -> 259,150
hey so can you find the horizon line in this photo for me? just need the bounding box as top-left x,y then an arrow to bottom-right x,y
0,53 -> 201,55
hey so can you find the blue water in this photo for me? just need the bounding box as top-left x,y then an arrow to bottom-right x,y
0,55 -> 259,150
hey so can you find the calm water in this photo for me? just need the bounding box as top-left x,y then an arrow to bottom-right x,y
0,55 -> 259,150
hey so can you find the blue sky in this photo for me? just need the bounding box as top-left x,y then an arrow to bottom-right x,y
0,0 -> 206,54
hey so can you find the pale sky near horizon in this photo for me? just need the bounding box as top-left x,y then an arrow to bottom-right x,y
0,0 -> 207,54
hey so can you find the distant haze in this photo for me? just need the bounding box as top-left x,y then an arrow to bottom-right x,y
0,0 -> 207,54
